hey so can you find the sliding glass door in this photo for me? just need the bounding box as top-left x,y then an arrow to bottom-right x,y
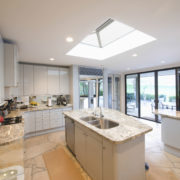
177,69 -> 180,111
126,74 -> 139,116
125,68 -> 178,122
140,72 -> 155,120
158,70 -> 176,110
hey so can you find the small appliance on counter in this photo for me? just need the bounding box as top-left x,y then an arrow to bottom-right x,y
5,97 -> 17,112
47,97 -> 52,107
57,95 -> 67,106
0,101 -> 22,126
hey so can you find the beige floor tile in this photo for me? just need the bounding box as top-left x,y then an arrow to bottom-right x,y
32,170 -> 49,180
24,168 -> 32,180
24,142 -> 57,160
23,121 -> 180,180
173,162 -> 180,169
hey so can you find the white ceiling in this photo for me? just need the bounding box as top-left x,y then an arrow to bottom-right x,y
0,0 -> 180,73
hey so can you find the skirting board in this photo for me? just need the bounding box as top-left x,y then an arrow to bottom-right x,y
164,144 -> 180,158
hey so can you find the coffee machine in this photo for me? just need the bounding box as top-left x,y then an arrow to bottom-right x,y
57,95 -> 67,106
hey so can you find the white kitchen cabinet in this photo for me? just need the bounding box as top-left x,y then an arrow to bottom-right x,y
59,68 -> 70,94
86,131 -> 102,180
4,43 -> 18,87
75,125 -> 87,169
24,112 -> 36,134
18,64 -> 24,96
47,67 -> 60,95
102,139 -> 113,180
35,111 -> 43,131
34,65 -> 48,95
42,110 -> 50,130
50,109 -> 63,128
23,64 -> 34,96
75,124 -> 103,180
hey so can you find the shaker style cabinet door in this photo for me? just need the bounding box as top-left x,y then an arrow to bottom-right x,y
47,67 -> 60,95
86,133 -> 103,180
59,68 -> 70,94
18,64 -> 24,96
102,139 -> 113,180
75,125 -> 87,169
35,111 -> 43,131
34,65 -> 48,95
24,112 -> 36,134
42,110 -> 50,130
23,64 -> 34,96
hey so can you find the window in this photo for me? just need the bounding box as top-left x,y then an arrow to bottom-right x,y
125,68 -> 179,122
67,19 -> 156,60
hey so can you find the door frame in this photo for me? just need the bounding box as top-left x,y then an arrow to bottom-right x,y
125,66 -> 179,122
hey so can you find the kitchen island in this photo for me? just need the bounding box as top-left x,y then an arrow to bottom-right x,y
64,108 -> 152,180
154,109 -> 180,157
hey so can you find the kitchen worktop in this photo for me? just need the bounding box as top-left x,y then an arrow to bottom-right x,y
153,109 -> 180,120
5,104 -> 73,118
64,108 -> 152,144
0,104 -> 73,145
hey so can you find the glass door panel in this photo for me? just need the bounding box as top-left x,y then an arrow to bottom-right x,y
126,74 -> 139,116
177,69 -> 180,111
140,72 -> 155,120
158,69 -> 176,111
98,79 -> 104,107
79,81 -> 89,109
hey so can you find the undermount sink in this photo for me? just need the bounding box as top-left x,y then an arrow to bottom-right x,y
80,116 -> 119,129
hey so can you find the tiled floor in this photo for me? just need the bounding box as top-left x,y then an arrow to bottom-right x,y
24,120 -> 180,180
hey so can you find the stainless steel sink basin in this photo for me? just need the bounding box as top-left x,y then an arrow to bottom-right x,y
80,116 -> 119,129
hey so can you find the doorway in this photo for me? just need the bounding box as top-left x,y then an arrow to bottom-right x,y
108,75 -> 120,110
79,76 -> 103,109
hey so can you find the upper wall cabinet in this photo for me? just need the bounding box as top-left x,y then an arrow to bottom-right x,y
18,64 -> 24,96
47,67 -> 60,95
60,68 -> 70,94
4,43 -> 18,87
34,65 -> 48,95
24,64 -> 34,96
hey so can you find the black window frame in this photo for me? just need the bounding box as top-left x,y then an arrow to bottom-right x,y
125,66 -> 180,123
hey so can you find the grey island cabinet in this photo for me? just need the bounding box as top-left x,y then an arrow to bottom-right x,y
64,109 -> 152,180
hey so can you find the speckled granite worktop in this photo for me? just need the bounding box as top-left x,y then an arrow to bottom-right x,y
153,109 -> 180,120
5,104 -> 73,118
64,108 -> 152,144
0,104 -> 72,145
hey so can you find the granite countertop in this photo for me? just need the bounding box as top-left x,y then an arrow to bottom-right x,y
0,104 -> 73,145
5,104 -> 73,118
0,123 -> 24,145
64,108 -> 152,144
153,109 -> 180,120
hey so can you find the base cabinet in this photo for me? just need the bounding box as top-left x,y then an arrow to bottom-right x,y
24,112 -> 36,134
86,133 -> 102,180
75,125 -> 87,169
75,123 -> 103,180
24,107 -> 72,138
70,120 -> 145,180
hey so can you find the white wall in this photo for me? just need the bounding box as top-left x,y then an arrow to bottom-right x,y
0,34 -> 4,103
120,74 -> 125,113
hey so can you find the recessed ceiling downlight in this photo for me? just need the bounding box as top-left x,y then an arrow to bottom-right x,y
132,53 -> 138,57
49,58 -> 55,61
66,18 -> 156,60
66,37 -> 74,42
